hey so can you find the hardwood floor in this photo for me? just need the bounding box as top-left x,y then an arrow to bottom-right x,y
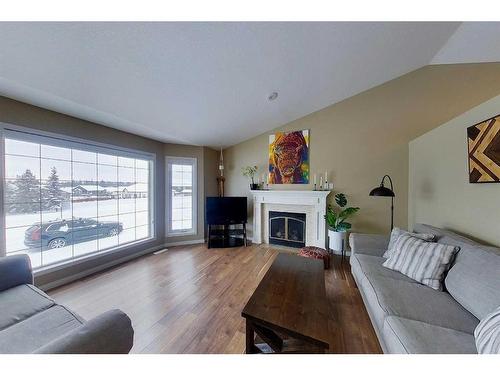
49,243 -> 382,354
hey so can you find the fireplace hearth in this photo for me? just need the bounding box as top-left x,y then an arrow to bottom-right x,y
269,211 -> 306,248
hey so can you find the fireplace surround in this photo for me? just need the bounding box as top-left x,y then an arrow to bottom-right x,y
250,190 -> 331,248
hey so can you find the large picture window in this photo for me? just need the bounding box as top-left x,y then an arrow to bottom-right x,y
166,156 -> 196,236
1,128 -> 155,269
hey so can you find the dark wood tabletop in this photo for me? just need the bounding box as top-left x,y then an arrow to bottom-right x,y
242,252 -> 330,350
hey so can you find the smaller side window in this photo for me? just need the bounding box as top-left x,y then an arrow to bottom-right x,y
166,157 -> 197,236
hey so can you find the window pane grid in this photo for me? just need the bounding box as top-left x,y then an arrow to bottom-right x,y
168,159 -> 194,234
4,135 -> 153,269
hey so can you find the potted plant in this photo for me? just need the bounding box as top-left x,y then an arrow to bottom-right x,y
325,193 -> 360,254
242,165 -> 259,190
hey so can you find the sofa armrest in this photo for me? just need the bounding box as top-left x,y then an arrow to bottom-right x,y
349,233 -> 390,257
0,254 -> 33,292
34,309 -> 134,354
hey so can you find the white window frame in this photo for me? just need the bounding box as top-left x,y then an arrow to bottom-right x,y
0,122 -> 156,270
166,156 -> 197,237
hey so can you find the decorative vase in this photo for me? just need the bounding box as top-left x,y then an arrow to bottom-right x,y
328,229 -> 346,254
250,183 -> 259,190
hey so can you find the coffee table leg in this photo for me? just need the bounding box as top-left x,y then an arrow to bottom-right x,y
245,320 -> 256,354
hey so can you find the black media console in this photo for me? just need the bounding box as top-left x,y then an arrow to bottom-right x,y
206,197 -> 248,248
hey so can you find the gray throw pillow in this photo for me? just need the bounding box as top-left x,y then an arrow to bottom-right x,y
383,234 -> 459,291
383,227 -> 436,258
475,305 -> 500,354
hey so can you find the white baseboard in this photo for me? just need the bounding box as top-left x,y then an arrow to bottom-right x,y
38,243 -> 167,291
165,239 -> 205,247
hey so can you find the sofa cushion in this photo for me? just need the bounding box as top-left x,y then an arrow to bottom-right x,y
350,255 -> 390,332
370,276 -> 478,333
383,316 -> 477,354
383,235 -> 459,291
0,305 -> 84,354
349,233 -> 389,257
474,306 -> 500,354
351,254 -> 418,283
0,284 -> 55,330
413,223 -> 500,319
353,263 -> 479,335
412,223 -> 478,249
445,244 -> 500,320
0,255 -> 33,292
350,253 -> 478,334
383,227 -> 436,259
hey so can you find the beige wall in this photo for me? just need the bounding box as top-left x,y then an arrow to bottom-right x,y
409,93 -> 500,247
224,63 -> 500,237
204,147 -> 219,198
204,147 -> 220,237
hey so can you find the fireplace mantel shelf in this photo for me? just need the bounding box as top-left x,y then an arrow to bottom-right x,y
250,189 -> 331,248
250,189 -> 331,196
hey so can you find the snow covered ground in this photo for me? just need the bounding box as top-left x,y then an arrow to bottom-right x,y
6,197 -> 151,268
6,194 -> 192,268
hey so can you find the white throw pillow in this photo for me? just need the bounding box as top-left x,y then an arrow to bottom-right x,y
475,306 -> 500,354
383,234 -> 459,291
383,227 -> 436,258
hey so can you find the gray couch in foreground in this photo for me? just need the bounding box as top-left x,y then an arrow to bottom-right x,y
0,254 -> 134,354
349,223 -> 500,354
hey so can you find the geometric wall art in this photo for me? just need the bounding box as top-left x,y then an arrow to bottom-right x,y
467,114 -> 500,183
269,129 -> 309,184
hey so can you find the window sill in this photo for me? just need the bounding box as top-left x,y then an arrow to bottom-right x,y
166,230 -> 197,237
33,237 -> 157,276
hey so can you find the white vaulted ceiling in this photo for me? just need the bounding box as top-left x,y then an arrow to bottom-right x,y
0,22 -> 497,148
431,22 -> 500,64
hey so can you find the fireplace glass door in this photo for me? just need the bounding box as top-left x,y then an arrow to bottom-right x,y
268,211 -> 306,248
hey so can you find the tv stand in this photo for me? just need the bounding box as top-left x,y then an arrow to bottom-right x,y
207,223 -> 247,248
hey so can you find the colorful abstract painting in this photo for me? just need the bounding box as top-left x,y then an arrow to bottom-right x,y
467,114 -> 500,183
269,130 -> 309,184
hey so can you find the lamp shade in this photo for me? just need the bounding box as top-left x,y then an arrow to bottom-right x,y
369,186 -> 395,197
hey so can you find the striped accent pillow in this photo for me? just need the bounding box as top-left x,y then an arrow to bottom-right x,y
382,234 -> 459,290
383,227 -> 436,258
475,306 -> 500,354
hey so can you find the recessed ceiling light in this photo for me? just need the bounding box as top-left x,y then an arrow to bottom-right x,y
268,92 -> 278,101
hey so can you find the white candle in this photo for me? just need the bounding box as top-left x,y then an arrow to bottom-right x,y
319,176 -> 323,189
313,174 -> 317,185
325,171 -> 328,182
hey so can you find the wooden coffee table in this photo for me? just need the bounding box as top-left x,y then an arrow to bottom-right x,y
242,253 -> 330,354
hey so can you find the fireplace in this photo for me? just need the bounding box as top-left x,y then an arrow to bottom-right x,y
251,190 -> 330,247
268,211 -> 306,248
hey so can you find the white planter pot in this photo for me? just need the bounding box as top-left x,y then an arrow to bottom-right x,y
328,229 -> 347,253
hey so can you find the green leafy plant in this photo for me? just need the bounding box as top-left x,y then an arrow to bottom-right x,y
325,193 -> 360,232
242,165 -> 258,184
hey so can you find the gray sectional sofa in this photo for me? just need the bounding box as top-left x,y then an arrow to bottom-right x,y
0,254 -> 134,354
349,223 -> 500,354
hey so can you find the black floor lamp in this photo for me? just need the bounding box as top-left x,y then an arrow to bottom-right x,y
369,175 -> 395,230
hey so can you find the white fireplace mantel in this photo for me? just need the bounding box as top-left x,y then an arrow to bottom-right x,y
250,190 -> 331,248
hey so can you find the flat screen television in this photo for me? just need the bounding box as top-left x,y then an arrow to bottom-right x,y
206,197 -> 247,225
